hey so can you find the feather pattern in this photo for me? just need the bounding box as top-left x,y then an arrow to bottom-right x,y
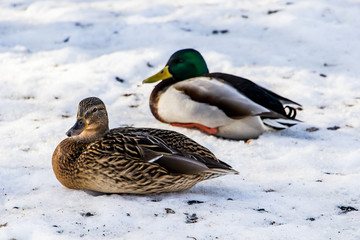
144,49 -> 302,140
205,73 -> 301,118
52,98 -> 237,194
151,77 -> 299,139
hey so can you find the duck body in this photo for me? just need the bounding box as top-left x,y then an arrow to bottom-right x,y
144,49 -> 301,140
151,75 -> 268,140
52,97 -> 237,194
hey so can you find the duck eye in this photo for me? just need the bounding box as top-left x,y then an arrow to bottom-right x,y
176,59 -> 184,63
78,120 -> 83,125
93,107 -> 98,113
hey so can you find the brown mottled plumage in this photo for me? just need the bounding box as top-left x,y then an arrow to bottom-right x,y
52,97 -> 238,194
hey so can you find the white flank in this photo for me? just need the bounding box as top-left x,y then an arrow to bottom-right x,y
157,77 -> 270,127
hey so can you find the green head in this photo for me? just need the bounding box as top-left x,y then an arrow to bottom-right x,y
143,49 -> 209,83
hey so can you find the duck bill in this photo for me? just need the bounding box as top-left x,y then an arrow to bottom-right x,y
142,66 -> 172,83
66,118 -> 87,137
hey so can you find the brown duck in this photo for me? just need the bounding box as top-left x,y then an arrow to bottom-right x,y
52,97 -> 238,194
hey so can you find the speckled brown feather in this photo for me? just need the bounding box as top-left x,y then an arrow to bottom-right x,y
52,97 -> 237,194
115,127 -> 222,165
53,127 -> 237,194
52,138 -> 89,189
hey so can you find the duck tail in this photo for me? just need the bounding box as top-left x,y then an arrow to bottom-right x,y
202,168 -> 239,180
207,168 -> 239,175
262,118 -> 301,130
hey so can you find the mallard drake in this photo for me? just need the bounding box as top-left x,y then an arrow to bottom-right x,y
143,49 -> 301,140
52,97 -> 238,194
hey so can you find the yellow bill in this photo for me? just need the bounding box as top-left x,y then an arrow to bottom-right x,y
143,66 -> 172,83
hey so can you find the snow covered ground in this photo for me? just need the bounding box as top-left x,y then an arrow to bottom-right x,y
1,0 -> 360,239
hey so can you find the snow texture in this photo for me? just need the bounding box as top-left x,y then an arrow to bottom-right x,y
1,0 -> 360,239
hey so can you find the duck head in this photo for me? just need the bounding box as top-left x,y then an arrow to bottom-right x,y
143,48 -> 209,83
66,97 -> 109,142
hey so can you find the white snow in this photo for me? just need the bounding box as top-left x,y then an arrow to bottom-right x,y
1,0 -> 360,239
